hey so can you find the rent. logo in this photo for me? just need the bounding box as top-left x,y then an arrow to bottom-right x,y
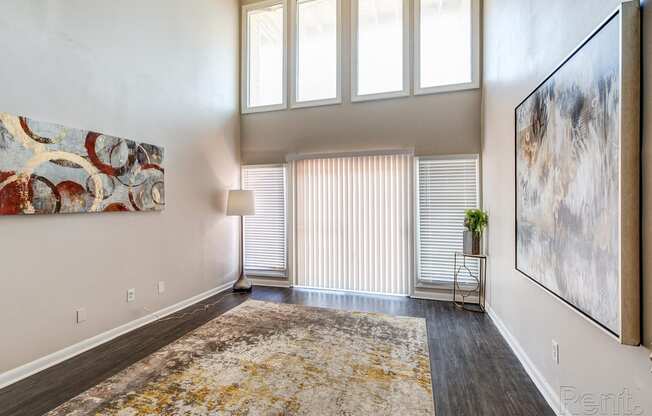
561,387 -> 643,416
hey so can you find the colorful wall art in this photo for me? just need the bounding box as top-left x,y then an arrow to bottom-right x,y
0,113 -> 165,215
515,4 -> 640,345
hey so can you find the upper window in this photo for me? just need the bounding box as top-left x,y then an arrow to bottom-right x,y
241,0 -> 480,113
292,0 -> 341,106
414,0 -> 479,94
352,0 -> 409,101
242,0 -> 287,113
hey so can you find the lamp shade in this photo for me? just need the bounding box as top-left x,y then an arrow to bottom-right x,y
226,190 -> 255,216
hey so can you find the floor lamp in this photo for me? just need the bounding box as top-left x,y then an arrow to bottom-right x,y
227,190 -> 256,292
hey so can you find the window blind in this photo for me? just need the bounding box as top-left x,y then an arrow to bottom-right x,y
242,165 -> 288,277
293,154 -> 412,295
416,156 -> 479,282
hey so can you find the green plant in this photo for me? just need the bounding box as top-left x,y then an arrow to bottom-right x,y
464,209 -> 488,235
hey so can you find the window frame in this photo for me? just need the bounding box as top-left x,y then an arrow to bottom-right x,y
241,163 -> 290,279
350,0 -> 411,103
290,0 -> 343,109
241,0 -> 289,114
414,154 -> 480,288
413,0 -> 481,96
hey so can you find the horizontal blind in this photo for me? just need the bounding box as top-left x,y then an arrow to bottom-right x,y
294,154 -> 412,295
417,156 -> 479,282
242,165 -> 288,277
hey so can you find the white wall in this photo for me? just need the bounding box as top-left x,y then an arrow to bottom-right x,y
240,0 -> 481,164
0,0 -> 241,374
483,0 -> 652,414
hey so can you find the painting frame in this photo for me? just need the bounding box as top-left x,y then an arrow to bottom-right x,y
514,2 -> 640,345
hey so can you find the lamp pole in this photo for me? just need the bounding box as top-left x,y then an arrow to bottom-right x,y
240,215 -> 244,277
233,213 -> 252,292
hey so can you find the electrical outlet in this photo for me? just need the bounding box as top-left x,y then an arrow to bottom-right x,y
127,288 -> 136,303
76,308 -> 87,324
158,281 -> 166,294
552,340 -> 560,365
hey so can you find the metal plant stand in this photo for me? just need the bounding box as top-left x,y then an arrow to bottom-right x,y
453,252 -> 487,313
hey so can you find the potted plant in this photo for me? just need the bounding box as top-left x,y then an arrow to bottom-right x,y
463,209 -> 488,255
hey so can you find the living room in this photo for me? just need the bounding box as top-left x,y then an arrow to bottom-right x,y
0,1 -> 651,415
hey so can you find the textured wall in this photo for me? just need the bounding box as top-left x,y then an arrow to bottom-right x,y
239,0 -> 481,164
0,0 -> 240,373
483,0 -> 652,412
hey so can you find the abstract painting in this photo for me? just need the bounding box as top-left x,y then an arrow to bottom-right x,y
515,5 -> 640,344
47,300 -> 435,415
0,113 -> 164,215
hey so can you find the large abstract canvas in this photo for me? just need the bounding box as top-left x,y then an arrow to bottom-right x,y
515,4 -> 640,344
0,113 -> 164,215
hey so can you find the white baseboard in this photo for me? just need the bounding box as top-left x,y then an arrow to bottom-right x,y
412,290 -> 451,301
250,277 -> 292,288
487,305 -> 566,416
0,280 -> 236,390
412,289 -> 479,303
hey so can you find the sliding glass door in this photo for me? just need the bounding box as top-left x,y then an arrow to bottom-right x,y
292,153 -> 413,295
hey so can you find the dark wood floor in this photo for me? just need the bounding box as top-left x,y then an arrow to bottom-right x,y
0,286 -> 554,416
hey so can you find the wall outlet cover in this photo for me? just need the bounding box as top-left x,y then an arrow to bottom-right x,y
127,288 -> 136,303
158,281 -> 166,294
552,340 -> 560,365
76,308 -> 87,324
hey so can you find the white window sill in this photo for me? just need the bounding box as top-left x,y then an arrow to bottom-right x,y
290,97 -> 342,109
245,269 -> 288,279
414,81 -> 480,96
351,89 -> 410,103
241,103 -> 287,115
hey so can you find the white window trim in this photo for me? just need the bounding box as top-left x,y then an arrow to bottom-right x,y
241,163 -> 291,279
413,0 -> 480,96
350,0 -> 411,103
290,0 -> 343,109
413,154 -> 480,289
241,0 -> 289,114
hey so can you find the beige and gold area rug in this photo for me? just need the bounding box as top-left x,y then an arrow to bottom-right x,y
48,300 -> 435,415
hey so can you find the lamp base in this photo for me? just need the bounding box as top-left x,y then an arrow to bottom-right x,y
233,273 -> 252,292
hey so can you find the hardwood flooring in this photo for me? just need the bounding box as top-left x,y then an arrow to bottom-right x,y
0,286 -> 555,416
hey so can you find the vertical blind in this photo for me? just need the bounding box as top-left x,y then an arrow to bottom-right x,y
293,154 -> 412,295
242,165 -> 288,277
416,156 -> 479,282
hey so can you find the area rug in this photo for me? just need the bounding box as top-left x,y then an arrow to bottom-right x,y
47,300 -> 435,415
